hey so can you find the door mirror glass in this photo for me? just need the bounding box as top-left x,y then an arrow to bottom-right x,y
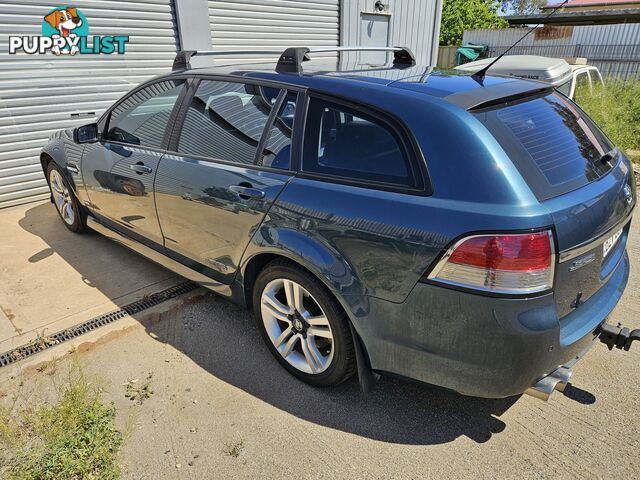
74,123 -> 99,144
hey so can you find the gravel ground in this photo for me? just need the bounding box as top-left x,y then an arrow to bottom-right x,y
2,229 -> 640,479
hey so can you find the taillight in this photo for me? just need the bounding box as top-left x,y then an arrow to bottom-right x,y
426,231 -> 555,295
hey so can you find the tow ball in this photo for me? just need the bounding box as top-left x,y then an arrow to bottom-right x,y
597,323 -> 640,351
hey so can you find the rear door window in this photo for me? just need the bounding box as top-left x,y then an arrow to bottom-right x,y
476,93 -> 613,201
176,80 -> 281,165
302,98 -> 414,187
257,91 -> 297,170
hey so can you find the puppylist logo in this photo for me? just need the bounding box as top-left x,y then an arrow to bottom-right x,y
9,6 -> 129,56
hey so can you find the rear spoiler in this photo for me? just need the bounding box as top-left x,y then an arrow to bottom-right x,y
444,79 -> 554,111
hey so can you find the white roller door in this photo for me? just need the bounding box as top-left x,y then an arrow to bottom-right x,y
0,0 -> 179,208
208,0 -> 339,63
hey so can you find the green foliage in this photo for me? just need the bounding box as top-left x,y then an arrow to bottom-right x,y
440,0 -> 509,46
501,0 -> 546,15
577,79 -> 640,162
0,370 -> 122,480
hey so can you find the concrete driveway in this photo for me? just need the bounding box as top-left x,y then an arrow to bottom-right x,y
1,205 -> 639,479
0,201 -> 184,355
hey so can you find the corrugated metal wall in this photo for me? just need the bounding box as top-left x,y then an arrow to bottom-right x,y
462,25 -> 640,80
208,0 -> 339,63
340,0 -> 442,66
437,45 -> 457,68
464,24 -> 640,47
0,0 -> 179,208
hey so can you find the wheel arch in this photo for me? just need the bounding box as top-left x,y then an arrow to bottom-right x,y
241,250 -> 362,316
40,145 -> 80,197
239,229 -> 367,321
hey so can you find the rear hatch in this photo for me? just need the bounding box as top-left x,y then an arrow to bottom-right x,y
474,91 -> 636,321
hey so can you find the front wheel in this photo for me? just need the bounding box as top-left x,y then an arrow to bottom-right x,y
47,163 -> 85,233
252,260 -> 356,387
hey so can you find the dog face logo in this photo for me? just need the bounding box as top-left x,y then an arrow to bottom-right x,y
45,7 -> 82,37
42,6 -> 88,55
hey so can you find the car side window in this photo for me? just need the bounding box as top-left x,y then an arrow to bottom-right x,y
106,80 -> 185,148
258,91 -> 297,170
573,71 -> 591,103
589,68 -> 604,87
176,80 -> 281,164
302,98 -> 412,187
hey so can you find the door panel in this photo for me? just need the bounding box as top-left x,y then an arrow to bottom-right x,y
154,79 -> 296,283
155,157 -> 291,283
82,143 -> 165,245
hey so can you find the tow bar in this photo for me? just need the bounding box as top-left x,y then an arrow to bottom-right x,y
597,323 -> 640,351
526,323 -> 639,401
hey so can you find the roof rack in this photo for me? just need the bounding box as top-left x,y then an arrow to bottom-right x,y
171,46 -> 416,73
172,50 -> 284,71
275,46 -> 416,73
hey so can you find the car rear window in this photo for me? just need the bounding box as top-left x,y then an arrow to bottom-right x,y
475,93 -> 613,201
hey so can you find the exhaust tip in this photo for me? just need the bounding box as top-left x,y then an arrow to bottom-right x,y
525,366 -> 573,401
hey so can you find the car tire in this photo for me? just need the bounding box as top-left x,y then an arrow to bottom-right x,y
252,260 -> 356,387
47,162 -> 86,233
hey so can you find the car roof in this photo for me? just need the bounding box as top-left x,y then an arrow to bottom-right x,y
167,59 -> 553,112
570,64 -> 597,72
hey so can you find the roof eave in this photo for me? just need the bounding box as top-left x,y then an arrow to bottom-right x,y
506,7 -> 640,24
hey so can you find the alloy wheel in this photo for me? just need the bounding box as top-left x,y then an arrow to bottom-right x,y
260,278 -> 334,374
49,169 -> 75,226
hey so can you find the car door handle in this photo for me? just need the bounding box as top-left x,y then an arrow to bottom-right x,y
130,163 -> 152,175
229,185 -> 265,200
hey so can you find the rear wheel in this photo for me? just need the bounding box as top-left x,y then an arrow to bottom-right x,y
47,163 -> 85,233
253,260 -> 356,387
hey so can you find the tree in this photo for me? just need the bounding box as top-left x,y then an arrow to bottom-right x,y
502,0 -> 547,15
439,0 -> 509,46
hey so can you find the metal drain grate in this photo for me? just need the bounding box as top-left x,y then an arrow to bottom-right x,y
0,281 -> 198,368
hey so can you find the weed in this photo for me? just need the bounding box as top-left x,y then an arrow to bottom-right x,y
124,372 -> 154,405
9,331 -> 58,362
578,79 -> 640,163
0,366 -> 122,479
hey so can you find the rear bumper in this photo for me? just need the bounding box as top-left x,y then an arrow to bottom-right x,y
353,250 -> 629,398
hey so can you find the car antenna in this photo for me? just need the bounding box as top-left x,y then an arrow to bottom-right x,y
472,0 -> 570,82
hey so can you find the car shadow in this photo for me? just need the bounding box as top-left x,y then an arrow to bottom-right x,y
17,203 -> 518,446
141,291 -> 519,446
17,202 -> 177,303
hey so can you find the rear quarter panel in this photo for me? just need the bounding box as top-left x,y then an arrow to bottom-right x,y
245,177 -> 555,307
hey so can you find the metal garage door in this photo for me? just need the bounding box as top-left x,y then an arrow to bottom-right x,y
0,0 -> 178,208
208,0 -> 339,63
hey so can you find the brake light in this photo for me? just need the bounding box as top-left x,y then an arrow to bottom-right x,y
427,231 -> 555,294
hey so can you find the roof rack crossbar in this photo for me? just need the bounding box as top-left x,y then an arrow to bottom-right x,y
172,46 -> 416,73
275,46 -> 416,73
172,49 -> 285,71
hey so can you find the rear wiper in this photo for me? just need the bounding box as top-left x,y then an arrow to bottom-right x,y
600,148 -> 617,165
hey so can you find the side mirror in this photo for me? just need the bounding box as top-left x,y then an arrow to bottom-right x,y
74,123 -> 99,144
